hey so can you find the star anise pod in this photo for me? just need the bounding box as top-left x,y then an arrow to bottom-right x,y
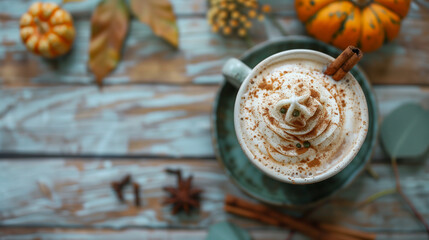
163,169 -> 203,215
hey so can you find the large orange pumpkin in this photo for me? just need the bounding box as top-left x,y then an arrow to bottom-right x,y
20,2 -> 75,58
295,0 -> 411,52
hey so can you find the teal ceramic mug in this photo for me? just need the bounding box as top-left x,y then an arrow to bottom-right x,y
222,50 -> 369,184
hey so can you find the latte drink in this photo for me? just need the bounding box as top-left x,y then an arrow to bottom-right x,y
236,53 -> 368,183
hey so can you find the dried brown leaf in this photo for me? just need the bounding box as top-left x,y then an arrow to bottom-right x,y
130,0 -> 179,47
88,0 -> 129,87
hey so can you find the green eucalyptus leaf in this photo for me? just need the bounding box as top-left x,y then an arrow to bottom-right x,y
380,103 -> 429,158
206,221 -> 252,240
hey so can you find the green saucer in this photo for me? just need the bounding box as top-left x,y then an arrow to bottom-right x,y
211,36 -> 378,208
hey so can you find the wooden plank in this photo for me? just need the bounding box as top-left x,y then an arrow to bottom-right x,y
1,5 -> 428,86
0,0 -> 426,19
1,228 -> 428,240
0,18 -> 247,87
0,85 -> 217,157
0,0 -> 207,18
0,159 -> 428,233
1,85 -> 428,158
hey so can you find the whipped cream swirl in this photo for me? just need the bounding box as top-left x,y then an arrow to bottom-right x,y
257,77 -> 342,163
238,60 -> 360,178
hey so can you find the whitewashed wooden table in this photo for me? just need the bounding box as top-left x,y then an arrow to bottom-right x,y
1,0 -> 429,239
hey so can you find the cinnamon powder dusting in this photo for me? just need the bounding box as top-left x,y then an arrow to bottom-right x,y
307,158 -> 321,168
258,82 -> 273,90
268,116 -> 275,125
296,147 -> 308,155
310,89 -> 320,99
281,146 -> 294,151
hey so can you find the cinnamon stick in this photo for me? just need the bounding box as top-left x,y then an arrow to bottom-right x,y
318,223 -> 376,240
225,194 -> 271,212
226,195 -> 320,235
224,203 -> 363,240
325,46 -> 355,75
321,233 -> 362,240
226,195 -> 324,239
224,205 -> 281,226
224,204 -> 323,239
324,46 -> 363,81
225,195 -> 375,240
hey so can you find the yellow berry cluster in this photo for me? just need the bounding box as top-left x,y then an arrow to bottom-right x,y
207,0 -> 271,37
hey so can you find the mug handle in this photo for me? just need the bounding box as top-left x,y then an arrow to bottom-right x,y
222,58 -> 252,88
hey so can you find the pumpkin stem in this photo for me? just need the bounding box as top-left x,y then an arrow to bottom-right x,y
353,0 -> 372,8
34,18 -> 50,35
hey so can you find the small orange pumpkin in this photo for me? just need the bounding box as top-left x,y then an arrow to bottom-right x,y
20,2 -> 75,58
295,0 -> 411,52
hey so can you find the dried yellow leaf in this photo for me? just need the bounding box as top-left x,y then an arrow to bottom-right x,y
130,0 -> 179,47
88,0 -> 129,87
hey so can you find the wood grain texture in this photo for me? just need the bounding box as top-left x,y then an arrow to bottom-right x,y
1,1 -> 429,239
0,159 -> 428,233
1,1 -> 428,86
0,85 -> 216,157
1,228 -> 428,240
0,0 -> 207,19
1,86 -> 428,158
1,0 -> 427,19
0,18 -> 246,87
